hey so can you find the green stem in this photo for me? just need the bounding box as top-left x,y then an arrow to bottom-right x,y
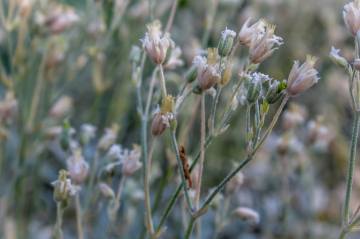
155,136 -> 214,233
253,101 -> 261,149
141,118 -> 148,185
185,217 -> 196,239
158,63 -> 167,98
344,112 -> 360,223
216,63 -> 250,132
55,202 -> 63,239
169,131 -> 193,210
75,193 -> 84,239
152,165 -> 173,214
210,86 -> 222,132
86,150 -> 100,207
246,104 -> 251,146
338,229 -> 347,239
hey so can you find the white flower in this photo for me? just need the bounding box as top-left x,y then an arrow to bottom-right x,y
193,48 -> 220,90
238,18 -> 267,46
121,147 -> 142,176
344,1 -> 360,36
52,177 -> 80,196
140,22 -> 170,64
107,144 -> 122,160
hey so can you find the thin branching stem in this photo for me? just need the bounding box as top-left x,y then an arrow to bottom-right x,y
195,92 -> 206,209
145,137 -> 157,236
164,0 -> 179,33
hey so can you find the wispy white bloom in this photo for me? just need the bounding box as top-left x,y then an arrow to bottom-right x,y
140,22 -> 170,64
238,18 -> 267,46
252,72 -> 272,84
221,27 -> 236,39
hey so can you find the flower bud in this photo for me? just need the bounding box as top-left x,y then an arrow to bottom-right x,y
265,80 -> 287,104
329,47 -> 348,68
355,58 -> 360,71
287,55 -> 319,96
151,95 -> 174,136
193,48 -> 220,90
221,65 -> 233,86
233,207 -> 260,226
98,124 -> 120,151
344,1 -> 360,36
79,124 -> 97,146
49,96 -> 73,118
186,65 -> 198,83
192,84 -> 203,94
99,183 -> 115,200
52,170 -> 80,202
67,149 -> 89,185
60,121 -> 73,151
238,18 -> 267,46
129,45 -> 141,63
218,28 -> 236,57
246,77 -> 262,105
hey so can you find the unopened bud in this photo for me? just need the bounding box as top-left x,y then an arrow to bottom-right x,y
355,59 -> 360,71
265,80 -> 286,104
218,28 -> 236,57
192,84 -> 203,95
129,45 -> 141,63
60,121 -> 72,151
329,47 -> 347,68
186,65 -> 198,83
233,207 -> 260,226
221,65 -> 233,86
246,78 -> 262,105
194,205 -> 210,218
99,183 -> 115,200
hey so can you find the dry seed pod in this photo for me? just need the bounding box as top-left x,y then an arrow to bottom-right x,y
178,146 -> 192,188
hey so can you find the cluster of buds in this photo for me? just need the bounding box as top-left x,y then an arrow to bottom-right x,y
151,95 -> 175,136
0,91 -> 18,123
52,170 -> 80,205
66,149 -> 89,185
140,22 -> 170,64
193,48 -> 220,90
286,55 -> 319,96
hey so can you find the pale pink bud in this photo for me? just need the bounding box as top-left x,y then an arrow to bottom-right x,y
234,207 -> 260,226
66,149 -> 89,185
238,18 -> 267,46
343,1 -> 360,36
286,55 -> 319,96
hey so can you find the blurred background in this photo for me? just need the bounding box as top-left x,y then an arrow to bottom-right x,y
0,0 -> 360,238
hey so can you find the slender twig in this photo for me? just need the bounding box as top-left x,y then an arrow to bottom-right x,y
145,67 -> 159,117
55,202 -> 63,239
145,137 -> 157,236
75,193 -> 84,239
195,92 -> 206,209
116,175 -> 126,205
185,217 -> 196,239
355,37 -> 360,106
164,0 -> 179,33
169,131 -> 193,210
158,64 -> 167,98
246,104 -> 251,147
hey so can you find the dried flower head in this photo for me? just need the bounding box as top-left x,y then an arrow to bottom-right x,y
287,55 -> 319,96
52,170 -> 80,202
151,95 -> 175,136
140,22 -> 170,64
343,1 -> 360,36
249,24 -> 283,64
0,91 -> 18,123
98,123 -> 120,151
234,207 -> 260,226
66,149 -> 89,185
122,146 -> 142,176
238,18 -> 267,46
193,48 -> 220,90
